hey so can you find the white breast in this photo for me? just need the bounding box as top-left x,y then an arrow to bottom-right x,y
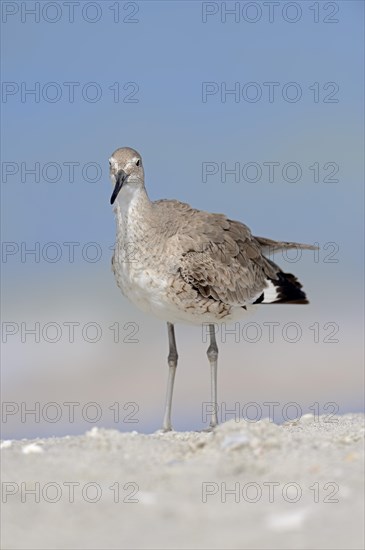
116,261 -> 167,314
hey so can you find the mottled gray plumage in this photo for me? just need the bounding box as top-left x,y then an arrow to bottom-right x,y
109,147 -> 316,430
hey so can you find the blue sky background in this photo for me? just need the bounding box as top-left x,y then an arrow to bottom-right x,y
1,1 -> 364,438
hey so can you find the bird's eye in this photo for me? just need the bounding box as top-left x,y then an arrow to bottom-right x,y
136,159 -> 140,166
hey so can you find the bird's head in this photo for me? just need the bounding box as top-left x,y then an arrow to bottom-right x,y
109,147 -> 144,205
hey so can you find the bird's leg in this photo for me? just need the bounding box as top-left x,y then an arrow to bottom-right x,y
162,322 -> 178,432
207,324 -> 219,428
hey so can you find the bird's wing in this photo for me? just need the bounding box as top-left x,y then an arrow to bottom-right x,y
154,200 -> 277,306
254,236 -> 318,254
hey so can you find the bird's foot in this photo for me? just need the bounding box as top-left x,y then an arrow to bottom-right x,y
202,423 -> 218,433
157,425 -> 174,434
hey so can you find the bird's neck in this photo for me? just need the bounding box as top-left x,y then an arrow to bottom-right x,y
114,184 -> 152,240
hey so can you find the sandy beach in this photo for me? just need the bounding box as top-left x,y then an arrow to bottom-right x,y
1,414 -> 364,549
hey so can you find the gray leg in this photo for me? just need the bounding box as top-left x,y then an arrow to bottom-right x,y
162,322 -> 178,431
207,324 -> 218,428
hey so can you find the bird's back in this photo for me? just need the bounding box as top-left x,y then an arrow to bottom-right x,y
151,198 -> 314,308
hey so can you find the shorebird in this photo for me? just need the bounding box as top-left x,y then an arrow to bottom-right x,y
109,147 -> 316,431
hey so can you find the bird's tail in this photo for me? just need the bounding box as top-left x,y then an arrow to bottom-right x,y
254,237 -> 318,304
253,271 -> 308,304
251,236 -> 318,305
262,271 -> 309,304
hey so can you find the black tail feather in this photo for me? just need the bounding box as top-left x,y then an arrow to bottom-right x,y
272,272 -> 308,304
254,272 -> 309,305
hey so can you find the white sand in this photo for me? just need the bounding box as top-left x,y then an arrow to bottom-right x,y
1,414 -> 364,550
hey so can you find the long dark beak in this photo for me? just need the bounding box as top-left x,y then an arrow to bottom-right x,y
110,170 -> 127,205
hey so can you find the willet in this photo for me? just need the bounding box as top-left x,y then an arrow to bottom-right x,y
109,147 -> 316,431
